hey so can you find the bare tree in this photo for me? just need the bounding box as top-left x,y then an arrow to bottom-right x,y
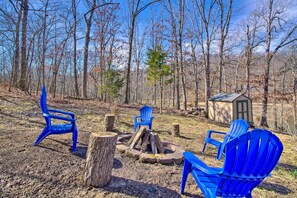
288,47 -> 297,136
133,24 -> 147,103
192,0 -> 219,117
82,1 -> 116,98
124,0 -> 160,104
216,0 -> 233,93
9,0 -> 22,88
259,0 -> 297,127
165,0 -> 182,109
178,0 -> 187,110
82,0 -> 96,98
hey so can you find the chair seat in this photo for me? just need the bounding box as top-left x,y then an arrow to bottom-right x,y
50,124 -> 73,133
135,121 -> 150,125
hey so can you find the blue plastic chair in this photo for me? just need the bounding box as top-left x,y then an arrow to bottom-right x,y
181,129 -> 283,198
34,86 -> 78,151
133,106 -> 154,132
202,119 -> 249,160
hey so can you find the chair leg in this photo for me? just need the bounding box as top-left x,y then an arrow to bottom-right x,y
202,142 -> 207,152
180,159 -> 191,194
216,145 -> 223,160
72,125 -> 78,151
134,124 -> 137,132
34,127 -> 50,145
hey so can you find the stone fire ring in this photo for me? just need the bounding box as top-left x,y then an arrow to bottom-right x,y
116,134 -> 185,165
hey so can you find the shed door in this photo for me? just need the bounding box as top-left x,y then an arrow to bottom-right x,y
236,100 -> 249,122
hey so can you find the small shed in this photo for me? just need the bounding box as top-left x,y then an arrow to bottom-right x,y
208,93 -> 253,124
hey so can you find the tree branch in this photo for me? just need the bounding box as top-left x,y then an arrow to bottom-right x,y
84,2 -> 119,22
134,0 -> 160,17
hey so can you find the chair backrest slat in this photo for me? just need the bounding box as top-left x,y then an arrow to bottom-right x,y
140,106 -> 153,121
228,119 -> 249,138
40,86 -> 49,114
40,86 -> 51,127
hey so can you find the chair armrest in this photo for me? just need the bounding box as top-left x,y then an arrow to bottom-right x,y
48,109 -> 75,118
183,152 -> 222,175
44,113 -> 75,122
206,130 -> 227,138
134,116 -> 140,122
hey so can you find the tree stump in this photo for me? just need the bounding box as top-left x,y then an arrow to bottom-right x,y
172,123 -> 180,137
83,132 -> 118,187
105,114 -> 115,131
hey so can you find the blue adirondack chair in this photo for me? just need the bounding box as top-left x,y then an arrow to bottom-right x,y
34,86 -> 78,151
133,106 -> 154,132
202,119 -> 249,160
181,129 -> 283,198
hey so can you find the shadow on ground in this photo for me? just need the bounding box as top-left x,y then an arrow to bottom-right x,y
277,162 -> 297,173
103,176 -> 182,197
259,181 -> 292,195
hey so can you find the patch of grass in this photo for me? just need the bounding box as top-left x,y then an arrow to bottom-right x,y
1,89 -> 297,197
291,170 -> 297,177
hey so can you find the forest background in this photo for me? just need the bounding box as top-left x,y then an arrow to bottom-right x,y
1,0 -> 297,135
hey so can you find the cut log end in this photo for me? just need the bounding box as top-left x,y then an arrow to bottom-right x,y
104,114 -> 115,131
92,132 -> 117,138
172,123 -> 180,137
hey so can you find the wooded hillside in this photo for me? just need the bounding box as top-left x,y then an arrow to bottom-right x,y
0,0 -> 297,133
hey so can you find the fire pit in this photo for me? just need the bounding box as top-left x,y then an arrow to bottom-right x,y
116,127 -> 184,165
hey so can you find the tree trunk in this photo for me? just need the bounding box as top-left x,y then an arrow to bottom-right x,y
160,77 -> 163,114
245,25 -> 252,98
217,0 -> 233,93
218,43 -> 224,93
83,0 -> 96,98
204,43 -> 211,118
153,83 -> 157,106
72,0 -> 79,97
272,68 -> 277,130
260,5 -> 272,127
135,59 -> 140,103
175,53 -> 180,109
19,0 -> 29,91
178,0 -> 186,110
51,40 -> 67,98
293,72 -> 297,136
12,4 -> 22,87
124,16 -> 135,104
41,0 -> 49,86
281,72 -> 285,131
83,132 -> 118,187
191,42 -> 199,108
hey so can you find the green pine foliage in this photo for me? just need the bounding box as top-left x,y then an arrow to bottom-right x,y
100,68 -> 124,100
146,46 -> 172,83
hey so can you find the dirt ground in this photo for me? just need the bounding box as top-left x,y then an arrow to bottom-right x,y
0,85 -> 296,198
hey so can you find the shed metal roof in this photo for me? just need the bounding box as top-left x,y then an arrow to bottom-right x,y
208,93 -> 245,102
